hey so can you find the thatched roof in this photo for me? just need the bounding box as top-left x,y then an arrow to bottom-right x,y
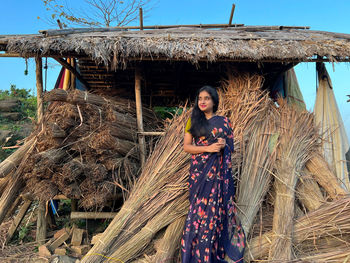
1,26 -> 350,66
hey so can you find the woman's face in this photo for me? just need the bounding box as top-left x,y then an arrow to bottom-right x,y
198,90 -> 214,113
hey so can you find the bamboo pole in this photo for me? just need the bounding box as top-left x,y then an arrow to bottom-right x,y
228,4 -> 236,26
36,201 -> 47,245
137,132 -> 165,136
135,67 -> 146,167
139,8 -> 143,30
39,23 -> 246,35
70,212 -> 118,219
35,56 -> 44,123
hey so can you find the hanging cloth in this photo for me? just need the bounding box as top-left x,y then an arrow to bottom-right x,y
314,62 -> 350,190
269,68 -> 306,110
284,68 -> 306,110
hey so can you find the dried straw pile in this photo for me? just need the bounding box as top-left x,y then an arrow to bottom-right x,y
1,89 -> 159,210
82,109 -> 191,263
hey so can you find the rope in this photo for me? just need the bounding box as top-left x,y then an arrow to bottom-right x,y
44,57 -> 48,93
275,193 -> 294,198
143,226 -> 156,234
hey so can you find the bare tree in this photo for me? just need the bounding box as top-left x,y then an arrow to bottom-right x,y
41,0 -> 154,27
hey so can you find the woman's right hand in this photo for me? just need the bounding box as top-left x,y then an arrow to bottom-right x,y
207,142 -> 225,152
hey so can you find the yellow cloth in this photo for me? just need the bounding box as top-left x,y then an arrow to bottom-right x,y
185,118 -> 191,133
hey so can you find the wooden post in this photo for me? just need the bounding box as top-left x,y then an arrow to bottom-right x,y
135,67 -> 146,167
228,4 -> 236,26
139,8 -> 144,30
35,56 -> 44,123
5,199 -> 32,244
36,201 -> 47,245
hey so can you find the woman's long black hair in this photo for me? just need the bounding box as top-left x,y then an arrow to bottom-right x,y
189,85 -> 219,137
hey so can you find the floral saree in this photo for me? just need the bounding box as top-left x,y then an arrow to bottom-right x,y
181,116 -> 245,263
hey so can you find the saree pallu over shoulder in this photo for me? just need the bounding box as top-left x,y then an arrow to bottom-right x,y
181,116 -> 246,263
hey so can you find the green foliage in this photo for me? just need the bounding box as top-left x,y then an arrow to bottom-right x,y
0,85 -> 36,162
0,85 -> 37,120
153,106 -> 184,120
17,222 -> 35,242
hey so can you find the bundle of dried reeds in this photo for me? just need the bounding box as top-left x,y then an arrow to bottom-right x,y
82,109 -> 191,263
218,73 -> 278,240
44,88 -> 157,125
305,153 -> 348,199
268,100 -> 320,260
247,197 -> 350,261
1,90 -> 158,210
292,247 -> 350,263
0,137 -> 36,178
107,194 -> 188,262
296,172 -> 325,212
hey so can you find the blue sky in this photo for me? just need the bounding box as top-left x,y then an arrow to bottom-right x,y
0,0 -> 349,137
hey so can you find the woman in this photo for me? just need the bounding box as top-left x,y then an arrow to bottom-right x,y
181,86 -> 245,263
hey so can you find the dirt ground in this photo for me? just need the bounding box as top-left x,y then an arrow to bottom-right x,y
0,220 -> 41,263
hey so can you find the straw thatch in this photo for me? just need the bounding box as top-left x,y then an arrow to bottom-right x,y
2,27 -> 350,66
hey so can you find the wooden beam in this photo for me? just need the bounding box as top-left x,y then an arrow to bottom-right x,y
35,56 -> 44,123
139,8 -> 144,30
54,57 -> 91,90
228,4 -> 236,26
0,53 -> 21,57
71,212 -> 118,219
135,67 -> 146,167
137,131 -> 165,136
39,23 -> 245,36
36,201 -> 47,245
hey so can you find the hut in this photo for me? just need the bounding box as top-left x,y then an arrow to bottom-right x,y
0,23 -> 350,262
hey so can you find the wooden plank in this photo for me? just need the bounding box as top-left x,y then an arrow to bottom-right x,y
71,245 -> 89,255
70,212 -> 117,219
71,228 -> 85,246
48,229 -> 71,251
36,201 -> 47,245
35,56 -> 44,124
38,245 -> 51,258
135,67 -> 146,167
5,199 -> 32,244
